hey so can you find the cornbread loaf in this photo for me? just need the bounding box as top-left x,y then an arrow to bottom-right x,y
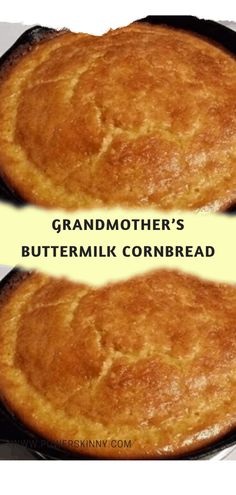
0,23 -> 236,210
0,269 -> 236,458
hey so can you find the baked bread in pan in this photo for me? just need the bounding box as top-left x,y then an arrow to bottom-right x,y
0,269 -> 236,459
0,23 -> 236,210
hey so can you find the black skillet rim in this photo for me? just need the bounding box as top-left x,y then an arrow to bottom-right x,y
0,16 -> 236,211
0,267 -> 236,460
0,16 -> 236,458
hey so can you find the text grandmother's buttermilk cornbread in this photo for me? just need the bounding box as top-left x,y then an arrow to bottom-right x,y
0,270 -> 236,459
0,23 -> 236,210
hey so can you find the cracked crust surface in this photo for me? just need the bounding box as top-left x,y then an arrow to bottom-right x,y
0,23 -> 236,210
0,270 -> 236,458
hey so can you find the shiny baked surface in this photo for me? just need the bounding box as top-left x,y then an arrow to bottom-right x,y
0,23 -> 236,210
0,270 -> 236,458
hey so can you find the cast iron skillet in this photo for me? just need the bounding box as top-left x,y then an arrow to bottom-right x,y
0,17 -> 236,458
0,16 -> 236,211
0,268 -> 236,460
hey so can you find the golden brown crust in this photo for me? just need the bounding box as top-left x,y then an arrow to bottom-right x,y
0,269 -> 236,459
0,22 -> 236,210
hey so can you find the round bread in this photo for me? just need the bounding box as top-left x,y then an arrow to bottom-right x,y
0,23 -> 236,210
0,270 -> 236,459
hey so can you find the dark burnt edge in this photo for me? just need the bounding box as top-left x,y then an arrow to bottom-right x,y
0,181 -> 24,206
0,268 -> 95,460
0,399 -> 93,460
1,387 -> 236,460
0,267 -> 28,302
0,18 -> 235,212
139,16 -> 236,56
0,25 -> 61,208
0,268 -> 236,460
0,25 -> 58,73
0,18 -> 236,457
